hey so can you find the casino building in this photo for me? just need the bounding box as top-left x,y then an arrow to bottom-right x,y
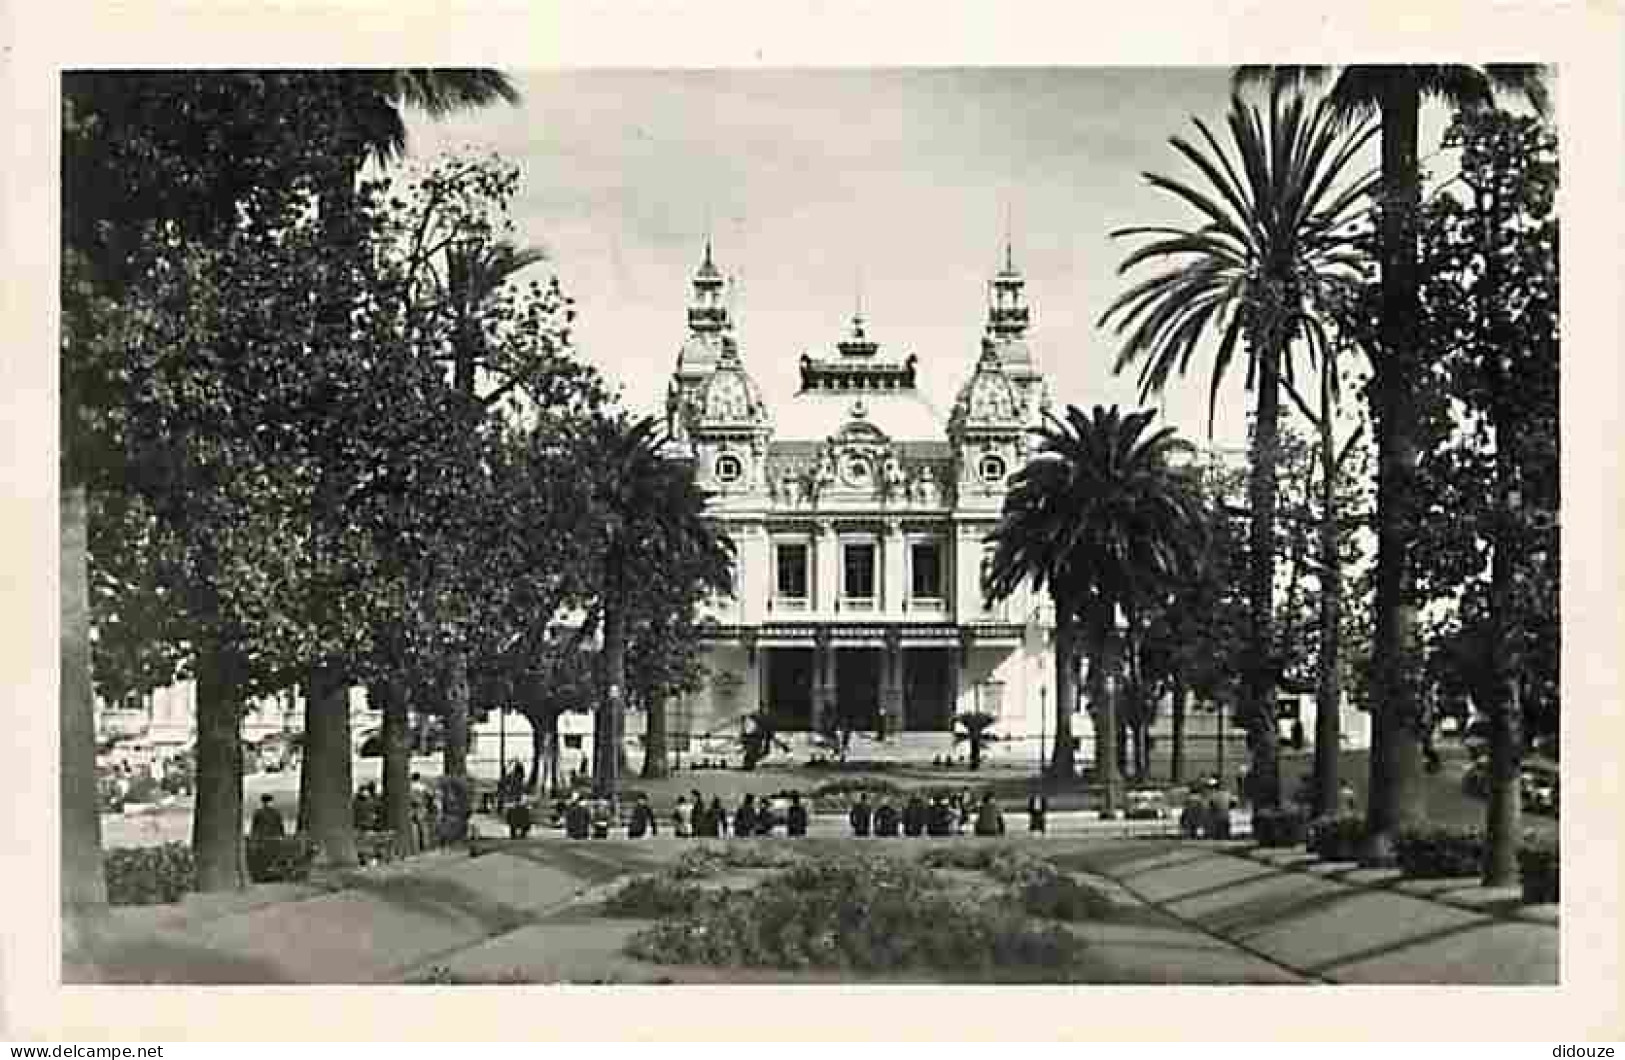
662,243 -> 1060,762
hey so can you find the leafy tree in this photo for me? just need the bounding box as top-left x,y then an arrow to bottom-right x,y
1235,63 -> 1550,861
1407,109 -> 1558,883
582,416 -> 733,794
1099,92 -> 1376,808
953,712 -> 1001,772
985,405 -> 1207,814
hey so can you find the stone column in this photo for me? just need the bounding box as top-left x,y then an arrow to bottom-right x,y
811,628 -> 831,733
882,519 -> 906,616
882,627 -> 904,736
815,520 -> 839,615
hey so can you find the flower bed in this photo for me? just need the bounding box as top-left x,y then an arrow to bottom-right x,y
669,842 -> 807,880
1394,825 -> 1484,879
604,874 -> 706,918
1307,814 -> 1364,861
1518,841 -> 1559,904
808,777 -> 907,812
921,846 -> 1110,922
626,852 -> 1086,976
105,842 -> 195,905
1251,807 -> 1308,848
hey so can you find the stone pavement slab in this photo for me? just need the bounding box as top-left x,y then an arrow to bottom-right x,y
1327,917 -> 1559,984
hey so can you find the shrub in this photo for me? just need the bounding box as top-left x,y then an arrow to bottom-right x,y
627,853 -> 1086,976
1394,825 -> 1485,879
604,874 -> 705,918
104,842 -> 195,905
1307,814 -> 1364,861
808,777 -> 907,812
917,847 -> 1107,922
1016,874 -> 1112,922
246,834 -> 320,883
1518,841 -> 1559,904
355,830 -> 399,866
670,842 -> 806,880
1251,807 -> 1308,848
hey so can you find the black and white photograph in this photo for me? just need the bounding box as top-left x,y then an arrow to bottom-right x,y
10,0 -> 1624,1044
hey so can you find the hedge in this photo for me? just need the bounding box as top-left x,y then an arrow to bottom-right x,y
246,835 -> 320,883
1394,825 -> 1484,879
1307,814 -> 1364,861
105,842 -> 195,905
1251,807 -> 1307,848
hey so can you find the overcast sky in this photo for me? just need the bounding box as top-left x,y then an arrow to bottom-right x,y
403,68 -> 1449,452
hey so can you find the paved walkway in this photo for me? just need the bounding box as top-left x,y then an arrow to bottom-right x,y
65,835 -> 1557,985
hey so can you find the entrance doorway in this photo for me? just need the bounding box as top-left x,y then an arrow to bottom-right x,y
765,648 -> 814,730
834,649 -> 882,732
904,648 -> 953,731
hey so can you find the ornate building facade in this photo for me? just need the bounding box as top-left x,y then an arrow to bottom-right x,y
664,244 -> 1059,761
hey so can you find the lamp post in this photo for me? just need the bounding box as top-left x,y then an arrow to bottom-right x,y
1038,685 -> 1047,785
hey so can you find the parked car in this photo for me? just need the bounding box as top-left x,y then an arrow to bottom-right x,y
1126,788 -> 1171,820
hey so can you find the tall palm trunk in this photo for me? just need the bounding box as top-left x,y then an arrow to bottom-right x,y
1049,604 -> 1080,779
443,652 -> 471,779
1170,676 -> 1188,784
642,692 -> 670,780
192,644 -> 246,892
1313,358 -> 1344,818
1245,341 -> 1285,809
303,666 -> 356,867
1366,73 -> 1428,863
377,679 -> 416,856
60,481 -> 108,925
1094,620 -> 1124,816
595,563 -> 627,798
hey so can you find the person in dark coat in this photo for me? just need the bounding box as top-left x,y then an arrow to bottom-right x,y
733,794 -> 758,838
1026,793 -> 1048,834
505,799 -> 534,839
872,800 -> 900,837
564,795 -> 591,840
785,792 -> 809,837
754,795 -> 777,837
705,796 -> 726,837
591,800 -> 613,839
902,794 -> 927,837
926,794 -> 954,837
848,793 -> 873,837
973,792 -> 1005,837
627,794 -> 658,839
250,793 -> 285,839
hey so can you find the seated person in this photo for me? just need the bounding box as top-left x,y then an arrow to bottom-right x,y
505,800 -> 534,839
926,795 -> 954,838
872,801 -> 900,838
902,795 -> 928,838
848,794 -> 873,837
627,794 -> 658,839
785,792 -> 809,837
564,796 -> 591,840
973,793 -> 1005,837
733,795 -> 757,838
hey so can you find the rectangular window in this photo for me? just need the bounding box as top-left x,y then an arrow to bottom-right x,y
843,542 -> 876,599
910,541 -> 943,598
776,543 -> 809,599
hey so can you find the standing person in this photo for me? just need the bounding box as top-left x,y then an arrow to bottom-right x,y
409,772 -> 429,851
1026,792 -> 1048,834
353,783 -> 377,833
706,796 -> 727,838
849,793 -> 873,837
873,799 -> 900,837
755,794 -> 778,837
974,792 -> 1006,837
926,794 -> 953,837
250,793 -> 286,839
733,794 -> 757,838
564,793 -> 591,840
902,794 -> 927,838
628,794 -> 659,839
673,795 -> 694,838
785,791 -> 809,837
1338,779 -> 1359,816
956,789 -> 973,834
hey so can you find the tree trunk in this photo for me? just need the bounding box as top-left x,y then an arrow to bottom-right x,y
1096,626 -> 1123,817
1048,606 -> 1079,779
443,649 -> 470,780
60,474 -> 108,949
969,737 -> 983,771
642,693 -> 670,780
193,645 -> 246,892
1366,72 -> 1428,865
1170,677 -> 1188,784
302,666 -> 355,867
1313,363 -> 1344,819
60,482 -> 108,929
378,679 -> 415,856
1244,336 -> 1284,809
596,566 -> 627,798
529,722 -> 545,794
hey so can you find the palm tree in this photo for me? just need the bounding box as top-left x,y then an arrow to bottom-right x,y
586,415 -> 733,795
296,68 -> 520,868
1233,65 -> 1549,860
953,711 -> 1001,771
985,405 -> 1207,816
1099,92 -> 1377,809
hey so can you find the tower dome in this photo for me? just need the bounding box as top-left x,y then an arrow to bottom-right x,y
949,345 -> 1023,432
696,341 -> 770,428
